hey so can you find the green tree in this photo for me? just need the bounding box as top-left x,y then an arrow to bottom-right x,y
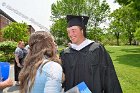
51,18 -> 68,45
134,21 -> 140,41
109,8 -> 125,46
86,0 -> 110,41
135,28 -> 140,41
109,22 -> 123,46
115,0 -> 140,45
110,6 -> 138,45
87,27 -> 103,41
115,0 -> 140,11
2,22 -> 29,42
51,0 -> 110,44
0,41 -> 17,62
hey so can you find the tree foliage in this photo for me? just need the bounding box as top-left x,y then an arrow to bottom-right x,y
109,21 -> 123,46
115,0 -> 140,11
51,18 -> 68,45
134,21 -> 140,41
114,0 -> 140,45
0,41 -> 17,62
2,22 -> 29,42
109,6 -> 138,45
135,28 -> 140,41
51,0 -> 110,44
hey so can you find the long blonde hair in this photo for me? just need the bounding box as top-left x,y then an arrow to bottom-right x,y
19,31 -> 61,93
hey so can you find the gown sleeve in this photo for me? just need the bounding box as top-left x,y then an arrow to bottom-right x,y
60,50 -> 66,88
99,45 -> 123,93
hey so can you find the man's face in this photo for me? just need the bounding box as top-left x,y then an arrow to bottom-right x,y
19,42 -> 25,49
67,26 -> 84,45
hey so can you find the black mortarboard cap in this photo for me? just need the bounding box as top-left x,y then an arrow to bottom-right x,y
66,15 -> 89,28
66,15 -> 89,37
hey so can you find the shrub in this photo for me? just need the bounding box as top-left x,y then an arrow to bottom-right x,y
0,52 -> 7,62
0,41 -> 17,62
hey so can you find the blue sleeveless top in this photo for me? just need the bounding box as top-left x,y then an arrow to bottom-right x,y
29,60 -> 62,93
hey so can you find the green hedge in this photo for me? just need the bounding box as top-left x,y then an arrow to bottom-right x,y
0,41 -> 17,62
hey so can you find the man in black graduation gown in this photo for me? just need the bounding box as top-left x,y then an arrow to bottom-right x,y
60,15 -> 122,93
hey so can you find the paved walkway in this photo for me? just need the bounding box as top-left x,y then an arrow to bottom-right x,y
3,65 -> 19,93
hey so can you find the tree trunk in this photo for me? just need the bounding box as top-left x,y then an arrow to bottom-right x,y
115,32 -> 120,46
117,38 -> 119,46
129,37 -> 132,45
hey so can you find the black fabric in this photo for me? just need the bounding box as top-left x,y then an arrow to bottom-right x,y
0,89 -> 3,93
14,49 -> 27,81
60,42 -> 122,93
14,58 -> 22,81
66,15 -> 89,28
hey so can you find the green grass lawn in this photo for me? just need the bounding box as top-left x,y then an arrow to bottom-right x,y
105,46 -> 140,93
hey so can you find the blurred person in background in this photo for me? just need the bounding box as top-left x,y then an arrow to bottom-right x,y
14,41 -> 27,86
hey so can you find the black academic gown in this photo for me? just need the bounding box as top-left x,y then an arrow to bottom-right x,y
60,42 -> 122,93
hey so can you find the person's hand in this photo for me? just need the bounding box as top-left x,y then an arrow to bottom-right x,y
0,78 -> 13,89
4,78 -> 13,87
17,63 -> 23,68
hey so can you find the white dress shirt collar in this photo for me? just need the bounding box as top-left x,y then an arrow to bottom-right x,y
70,39 -> 94,51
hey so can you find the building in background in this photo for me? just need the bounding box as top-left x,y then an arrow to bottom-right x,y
0,9 -> 16,41
0,9 -> 35,41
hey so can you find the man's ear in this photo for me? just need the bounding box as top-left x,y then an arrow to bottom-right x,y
81,29 -> 84,35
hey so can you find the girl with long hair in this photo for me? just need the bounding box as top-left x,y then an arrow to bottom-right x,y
19,31 -> 62,93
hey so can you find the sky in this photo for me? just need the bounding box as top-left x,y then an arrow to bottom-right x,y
0,0 -> 120,31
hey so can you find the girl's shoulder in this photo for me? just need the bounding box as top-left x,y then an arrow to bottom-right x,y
42,59 -> 62,72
